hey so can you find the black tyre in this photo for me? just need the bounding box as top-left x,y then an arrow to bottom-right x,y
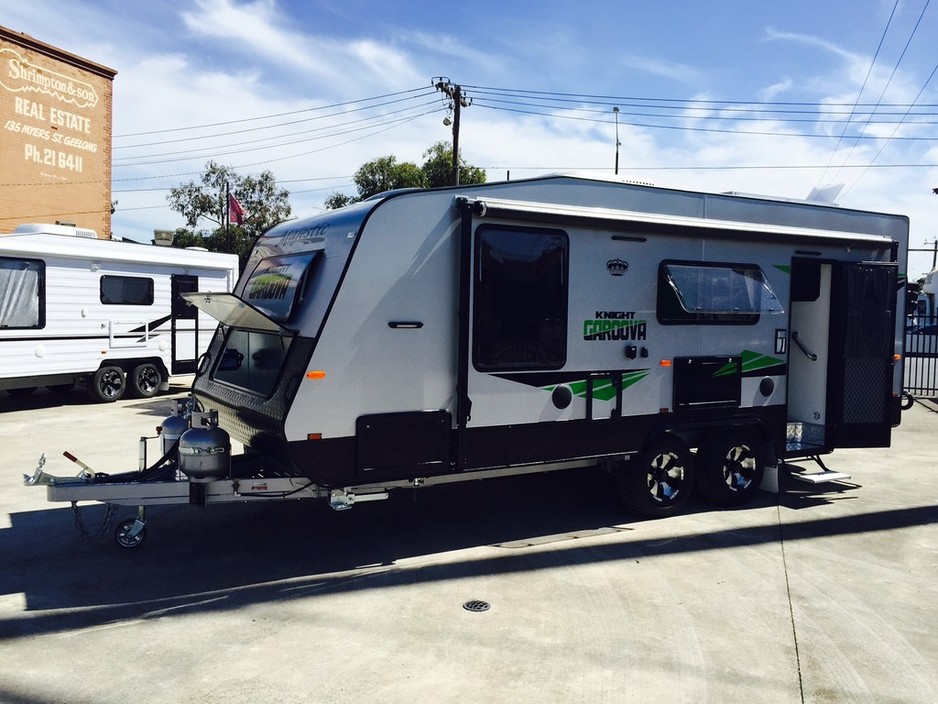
695,430 -> 766,507
129,363 -> 161,398
114,519 -> 146,549
900,392 -> 915,410
619,436 -> 694,518
87,366 -> 126,403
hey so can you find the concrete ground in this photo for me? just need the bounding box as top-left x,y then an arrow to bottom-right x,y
0,380 -> 936,704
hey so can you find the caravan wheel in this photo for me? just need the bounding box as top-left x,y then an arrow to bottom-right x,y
129,363 -> 161,398
618,436 -> 694,518
88,366 -> 126,403
695,430 -> 765,507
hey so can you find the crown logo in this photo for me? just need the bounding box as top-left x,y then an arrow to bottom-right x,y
606,258 -> 629,276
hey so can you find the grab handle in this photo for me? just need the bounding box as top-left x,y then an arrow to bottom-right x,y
791,331 -> 818,361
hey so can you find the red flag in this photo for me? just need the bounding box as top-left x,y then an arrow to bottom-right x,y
228,194 -> 246,225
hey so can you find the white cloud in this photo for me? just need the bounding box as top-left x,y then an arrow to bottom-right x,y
618,55 -> 702,85
759,79 -> 794,102
4,2 -> 936,275
179,0 -> 425,93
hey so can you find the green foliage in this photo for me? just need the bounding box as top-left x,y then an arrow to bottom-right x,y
353,155 -> 427,200
421,140 -> 487,188
324,141 -> 486,209
323,192 -> 357,210
166,160 -> 292,265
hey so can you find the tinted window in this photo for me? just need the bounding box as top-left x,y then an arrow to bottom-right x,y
244,252 -> 318,321
101,276 -> 154,305
473,226 -> 568,371
212,328 -> 292,396
172,276 -> 199,319
658,261 -> 783,325
0,257 -> 44,329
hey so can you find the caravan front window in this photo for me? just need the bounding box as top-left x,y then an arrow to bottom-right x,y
243,252 -> 318,322
0,257 -> 44,329
657,261 -> 783,325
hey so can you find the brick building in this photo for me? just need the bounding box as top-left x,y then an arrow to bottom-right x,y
0,26 -> 116,238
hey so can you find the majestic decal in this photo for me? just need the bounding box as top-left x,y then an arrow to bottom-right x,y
606,258 -> 629,276
268,224 -> 327,248
583,311 -> 647,341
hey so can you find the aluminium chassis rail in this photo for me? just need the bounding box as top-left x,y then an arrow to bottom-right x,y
23,442 -> 601,548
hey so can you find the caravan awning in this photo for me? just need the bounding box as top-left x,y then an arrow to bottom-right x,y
457,196 -> 897,248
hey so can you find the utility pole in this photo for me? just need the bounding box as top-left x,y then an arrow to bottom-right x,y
434,78 -> 471,186
613,107 -> 621,175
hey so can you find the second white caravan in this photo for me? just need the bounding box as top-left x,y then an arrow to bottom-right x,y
0,225 -> 239,402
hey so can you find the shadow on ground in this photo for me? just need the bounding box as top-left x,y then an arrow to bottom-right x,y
2,466 -> 935,641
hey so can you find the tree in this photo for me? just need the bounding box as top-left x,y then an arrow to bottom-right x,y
323,192 -> 357,210
167,161 -> 292,264
353,155 -> 427,200
324,142 -> 486,209
421,140 -> 487,188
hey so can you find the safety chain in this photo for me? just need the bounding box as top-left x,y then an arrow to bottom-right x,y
71,501 -> 119,539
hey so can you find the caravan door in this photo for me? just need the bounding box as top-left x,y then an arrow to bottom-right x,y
787,260 -> 897,454
171,274 -> 199,374
455,219 -> 574,469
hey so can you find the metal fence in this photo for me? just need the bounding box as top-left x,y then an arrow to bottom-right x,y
904,315 -> 938,397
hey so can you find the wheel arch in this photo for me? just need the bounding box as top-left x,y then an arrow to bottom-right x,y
642,417 -> 778,465
97,357 -> 169,381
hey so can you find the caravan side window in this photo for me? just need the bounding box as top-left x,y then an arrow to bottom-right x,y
657,260 -> 783,325
100,276 -> 154,305
0,257 -> 44,329
473,225 -> 568,371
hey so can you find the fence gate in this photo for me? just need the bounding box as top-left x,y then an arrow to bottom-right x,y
904,315 -> 938,397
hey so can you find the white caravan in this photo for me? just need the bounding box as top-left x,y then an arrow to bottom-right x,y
1,225 -> 239,402
26,176 -> 909,546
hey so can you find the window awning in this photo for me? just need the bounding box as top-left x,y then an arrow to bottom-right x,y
181,292 -> 293,335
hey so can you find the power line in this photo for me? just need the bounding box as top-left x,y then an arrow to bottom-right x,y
113,99 -> 440,165
114,90 -> 438,150
461,83 -> 938,110
113,87 -> 433,138
843,56 -> 938,197
469,94 -> 938,126
818,0 -> 901,186
112,105 -> 443,169
827,0 -> 932,185
472,101 -> 938,141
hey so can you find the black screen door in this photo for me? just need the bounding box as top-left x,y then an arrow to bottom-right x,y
828,262 -> 897,447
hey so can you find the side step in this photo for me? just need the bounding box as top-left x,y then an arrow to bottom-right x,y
789,469 -> 852,485
783,453 -> 851,486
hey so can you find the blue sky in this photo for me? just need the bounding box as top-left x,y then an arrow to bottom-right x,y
5,0 -> 938,276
